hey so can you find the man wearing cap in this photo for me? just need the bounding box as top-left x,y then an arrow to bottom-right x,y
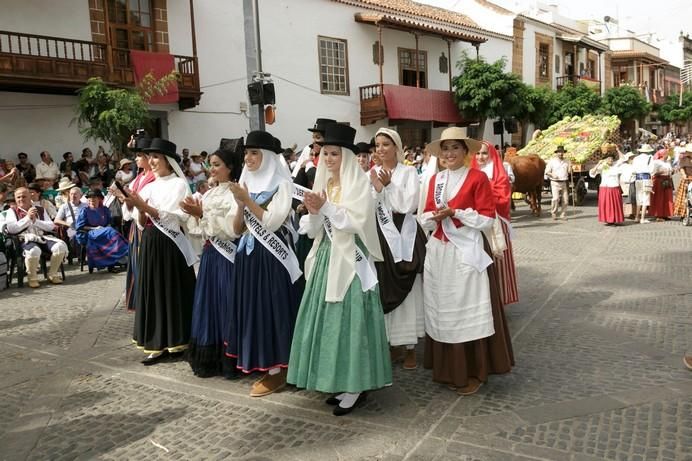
4,187 -> 67,287
632,144 -> 655,223
36,151 -> 60,183
54,184 -> 85,245
16,152 -> 36,183
545,145 -> 571,220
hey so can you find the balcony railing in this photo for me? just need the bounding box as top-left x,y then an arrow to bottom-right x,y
0,30 -> 200,108
556,74 -> 601,91
359,83 -> 388,125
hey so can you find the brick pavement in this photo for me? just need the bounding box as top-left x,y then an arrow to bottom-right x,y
0,197 -> 690,461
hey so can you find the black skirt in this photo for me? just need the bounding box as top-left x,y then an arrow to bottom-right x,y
374,212 -> 426,314
133,225 -> 196,353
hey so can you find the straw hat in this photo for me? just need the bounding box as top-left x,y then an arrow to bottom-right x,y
56,177 -> 76,191
638,144 -> 654,153
427,127 -> 482,157
119,158 -> 133,168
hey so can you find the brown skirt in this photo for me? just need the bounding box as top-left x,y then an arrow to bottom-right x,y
375,212 -> 427,314
423,239 -> 514,388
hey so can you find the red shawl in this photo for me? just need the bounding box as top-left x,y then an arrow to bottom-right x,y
470,141 -> 511,221
130,170 -> 155,193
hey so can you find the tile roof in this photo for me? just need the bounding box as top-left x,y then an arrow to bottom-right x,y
332,0 -> 479,29
610,50 -> 668,64
355,12 -> 487,43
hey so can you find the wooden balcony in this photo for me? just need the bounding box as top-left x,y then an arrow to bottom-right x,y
556,74 -> 601,92
0,30 -> 201,109
360,84 -> 388,125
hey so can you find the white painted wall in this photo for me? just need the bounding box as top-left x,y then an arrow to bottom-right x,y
0,0 -> 92,42
0,92 -> 99,164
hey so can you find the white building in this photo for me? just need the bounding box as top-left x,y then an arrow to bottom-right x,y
0,0 -> 511,164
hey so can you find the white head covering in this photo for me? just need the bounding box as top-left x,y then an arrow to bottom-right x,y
375,127 -> 405,163
305,145 -> 383,302
162,155 -> 186,180
239,149 -> 292,194
292,144 -> 313,178
418,155 -> 439,216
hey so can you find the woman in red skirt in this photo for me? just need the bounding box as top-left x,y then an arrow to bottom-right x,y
471,142 -> 519,305
649,150 -> 674,221
590,153 -> 624,225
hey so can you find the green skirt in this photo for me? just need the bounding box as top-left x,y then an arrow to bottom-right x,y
287,238 -> 392,393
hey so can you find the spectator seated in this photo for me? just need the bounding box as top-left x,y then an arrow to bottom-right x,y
75,189 -> 128,273
4,187 -> 67,288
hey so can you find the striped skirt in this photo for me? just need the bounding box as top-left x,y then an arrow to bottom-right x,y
673,177 -> 691,218
493,219 -> 518,306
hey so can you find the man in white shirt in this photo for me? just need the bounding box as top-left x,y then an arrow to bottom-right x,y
544,145 -> 571,220
4,187 -> 67,287
35,151 -> 60,183
632,144 -> 655,223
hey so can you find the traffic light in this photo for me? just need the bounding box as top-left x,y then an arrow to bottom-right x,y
247,82 -> 275,105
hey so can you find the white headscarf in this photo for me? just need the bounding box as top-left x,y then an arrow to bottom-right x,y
239,149 -> 292,194
292,144 -> 312,178
305,145 -> 383,302
166,156 -> 186,180
375,127 -> 405,163
418,155 -> 439,216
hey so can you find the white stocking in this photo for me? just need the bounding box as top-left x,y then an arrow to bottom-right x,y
268,367 -> 281,376
337,392 -> 361,409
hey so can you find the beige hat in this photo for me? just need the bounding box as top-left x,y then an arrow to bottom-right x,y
56,177 -> 76,191
119,158 -> 133,168
638,144 -> 654,153
427,127 -> 482,157
623,152 -> 635,161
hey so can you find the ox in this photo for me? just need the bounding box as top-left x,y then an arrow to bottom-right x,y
509,154 -> 546,217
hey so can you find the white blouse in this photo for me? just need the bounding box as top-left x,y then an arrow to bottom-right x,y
135,173 -> 191,228
590,163 -> 620,188
374,163 -> 419,214
186,182 -> 239,241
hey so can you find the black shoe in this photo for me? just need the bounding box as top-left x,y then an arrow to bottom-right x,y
325,395 -> 341,406
141,350 -> 169,366
169,351 -> 185,360
332,393 -> 367,416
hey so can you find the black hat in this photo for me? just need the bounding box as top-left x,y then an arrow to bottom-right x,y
355,142 -> 373,155
317,124 -> 358,153
134,136 -> 152,152
308,118 -> 337,134
17,152 -> 28,159
143,138 -> 179,161
215,137 -> 244,182
85,189 -> 104,199
27,182 -> 42,193
272,137 -> 285,155
244,131 -> 281,154
555,145 -> 567,153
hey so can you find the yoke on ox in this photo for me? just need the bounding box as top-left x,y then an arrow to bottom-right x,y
509,154 -> 546,217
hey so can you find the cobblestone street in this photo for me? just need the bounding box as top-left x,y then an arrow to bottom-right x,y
1,197 -> 691,461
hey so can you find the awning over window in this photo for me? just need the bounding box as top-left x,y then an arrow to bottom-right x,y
130,50 -> 178,104
382,84 -> 462,124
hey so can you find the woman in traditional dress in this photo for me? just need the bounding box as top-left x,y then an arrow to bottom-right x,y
182,146 -> 243,378
421,127 -> 514,396
370,128 -> 426,370
472,142 -> 519,305
288,124 -> 392,416
225,131 -> 301,397
673,145 -> 692,219
589,153 -> 624,225
125,138 -> 197,365
120,136 -> 156,311
649,150 -> 674,221
75,189 -> 129,272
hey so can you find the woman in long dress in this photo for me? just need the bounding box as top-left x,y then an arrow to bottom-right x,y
120,137 -> 155,311
421,128 -> 513,395
370,128 -> 427,370
182,147 -> 242,378
648,151 -> 674,221
288,124 -> 392,416
225,131 -> 301,397
75,189 -> 129,272
125,138 -> 197,365
472,142 -> 519,305
589,153 -> 624,225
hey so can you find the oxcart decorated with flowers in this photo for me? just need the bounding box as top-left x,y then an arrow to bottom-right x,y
517,115 -> 621,205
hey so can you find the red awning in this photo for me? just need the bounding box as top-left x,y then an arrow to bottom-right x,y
130,50 -> 178,104
382,84 -> 462,124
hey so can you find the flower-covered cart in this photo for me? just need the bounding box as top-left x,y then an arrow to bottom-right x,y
517,115 -> 621,205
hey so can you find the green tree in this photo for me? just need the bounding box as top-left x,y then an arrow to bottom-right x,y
600,85 -> 651,123
452,54 -> 527,134
522,84 -> 556,130
548,83 -> 601,125
657,91 -> 692,126
74,72 -> 178,158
